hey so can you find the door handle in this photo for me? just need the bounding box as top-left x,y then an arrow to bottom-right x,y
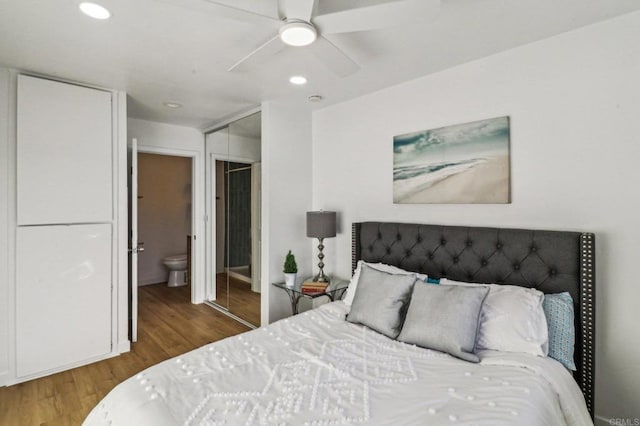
137,242 -> 145,253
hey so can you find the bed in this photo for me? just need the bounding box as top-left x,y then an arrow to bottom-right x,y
85,222 -> 595,425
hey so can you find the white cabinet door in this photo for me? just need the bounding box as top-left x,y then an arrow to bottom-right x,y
16,224 -> 112,378
17,75 -> 113,225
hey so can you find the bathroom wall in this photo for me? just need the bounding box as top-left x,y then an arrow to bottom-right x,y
137,153 -> 192,286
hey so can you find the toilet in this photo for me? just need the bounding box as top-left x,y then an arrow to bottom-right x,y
163,254 -> 188,287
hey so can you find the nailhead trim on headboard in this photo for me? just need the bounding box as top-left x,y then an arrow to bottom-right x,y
580,233 -> 595,419
351,222 -> 361,276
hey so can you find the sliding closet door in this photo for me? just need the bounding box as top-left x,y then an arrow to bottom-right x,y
205,113 -> 261,326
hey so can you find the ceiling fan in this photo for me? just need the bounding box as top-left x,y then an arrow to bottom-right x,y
163,0 -> 440,77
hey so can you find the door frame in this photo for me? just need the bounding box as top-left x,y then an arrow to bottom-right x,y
135,145 -> 204,304
128,137 -> 138,342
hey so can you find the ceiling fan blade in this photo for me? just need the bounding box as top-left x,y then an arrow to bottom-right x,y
280,0 -> 316,21
314,0 -> 440,35
156,0 -> 281,27
308,37 -> 359,77
228,35 -> 285,72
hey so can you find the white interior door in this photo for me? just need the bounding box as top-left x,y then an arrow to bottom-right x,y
128,138 -> 139,342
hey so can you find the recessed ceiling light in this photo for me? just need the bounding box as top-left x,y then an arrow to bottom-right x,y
289,76 -> 307,85
79,2 -> 111,20
308,95 -> 323,102
279,21 -> 317,47
163,102 -> 182,108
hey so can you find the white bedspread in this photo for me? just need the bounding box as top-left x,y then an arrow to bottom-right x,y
85,302 -> 592,425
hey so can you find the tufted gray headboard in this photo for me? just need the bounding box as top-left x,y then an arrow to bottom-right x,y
352,221 -> 595,419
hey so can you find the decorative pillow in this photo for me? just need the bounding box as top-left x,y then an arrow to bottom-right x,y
441,279 -> 549,357
346,264 -> 417,339
543,292 -> 576,370
344,261 -> 423,306
397,282 -> 489,362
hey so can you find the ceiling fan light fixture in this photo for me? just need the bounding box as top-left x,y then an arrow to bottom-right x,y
279,21 -> 317,47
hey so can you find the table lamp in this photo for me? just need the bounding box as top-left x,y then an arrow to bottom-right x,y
306,211 -> 337,283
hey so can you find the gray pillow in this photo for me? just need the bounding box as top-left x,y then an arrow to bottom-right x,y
346,264 -> 417,339
397,282 -> 489,362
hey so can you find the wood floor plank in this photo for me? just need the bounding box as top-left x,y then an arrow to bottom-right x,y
215,273 -> 261,326
0,283 -> 250,425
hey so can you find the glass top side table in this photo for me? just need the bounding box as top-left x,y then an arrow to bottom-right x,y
272,278 -> 349,315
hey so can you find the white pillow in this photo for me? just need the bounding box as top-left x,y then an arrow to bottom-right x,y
441,279 -> 549,357
343,260 -> 424,306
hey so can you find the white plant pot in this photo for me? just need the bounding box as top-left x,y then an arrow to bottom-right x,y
284,273 -> 297,288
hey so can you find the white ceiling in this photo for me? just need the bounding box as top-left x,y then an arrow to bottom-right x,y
0,0 -> 638,129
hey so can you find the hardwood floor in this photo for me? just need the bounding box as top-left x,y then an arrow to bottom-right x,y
0,283 -> 250,426
215,273 -> 261,326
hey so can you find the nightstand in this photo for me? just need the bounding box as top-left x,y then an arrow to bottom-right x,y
272,278 -> 349,315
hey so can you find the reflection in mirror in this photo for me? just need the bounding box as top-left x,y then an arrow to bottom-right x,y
214,159 -> 229,309
226,113 -> 261,326
205,112 -> 261,327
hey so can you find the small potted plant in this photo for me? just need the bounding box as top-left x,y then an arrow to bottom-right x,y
283,250 -> 298,288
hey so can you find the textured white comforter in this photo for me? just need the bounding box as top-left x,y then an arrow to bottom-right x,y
85,301 -> 592,425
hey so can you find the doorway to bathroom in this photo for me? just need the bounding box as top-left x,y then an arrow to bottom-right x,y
137,152 -> 192,288
128,137 -> 205,343
130,149 -> 198,343
205,112 -> 262,328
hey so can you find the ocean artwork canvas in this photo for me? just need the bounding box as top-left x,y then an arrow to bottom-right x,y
393,116 -> 511,204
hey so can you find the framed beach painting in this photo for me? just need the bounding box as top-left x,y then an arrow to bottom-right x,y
393,116 -> 511,204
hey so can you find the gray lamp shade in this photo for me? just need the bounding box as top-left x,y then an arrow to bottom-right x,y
306,211 -> 337,238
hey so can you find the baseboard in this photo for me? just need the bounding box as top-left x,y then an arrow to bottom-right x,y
5,350 -> 120,386
138,275 -> 166,286
117,339 -> 131,353
0,370 -> 8,387
226,268 -> 251,284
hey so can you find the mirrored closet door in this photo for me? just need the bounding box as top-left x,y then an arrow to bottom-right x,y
205,112 -> 261,327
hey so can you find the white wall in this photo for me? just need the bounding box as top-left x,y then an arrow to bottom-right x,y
262,101 -> 313,323
128,117 -> 204,152
128,117 -> 205,302
312,11 -> 640,422
137,153 -> 192,285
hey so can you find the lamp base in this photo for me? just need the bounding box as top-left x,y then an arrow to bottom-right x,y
312,273 -> 330,284
313,237 -> 330,284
